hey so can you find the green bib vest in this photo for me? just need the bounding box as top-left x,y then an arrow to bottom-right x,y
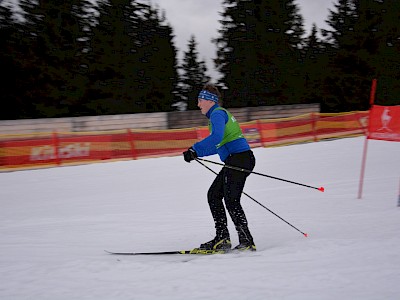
209,107 -> 244,149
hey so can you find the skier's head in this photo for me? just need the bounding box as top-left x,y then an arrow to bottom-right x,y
197,84 -> 221,115
198,83 -> 221,103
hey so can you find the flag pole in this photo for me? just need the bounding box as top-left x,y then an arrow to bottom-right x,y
357,137 -> 369,199
397,177 -> 400,207
369,79 -> 377,106
358,79 -> 377,199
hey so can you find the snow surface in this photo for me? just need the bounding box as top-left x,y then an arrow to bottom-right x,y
1,137 -> 399,300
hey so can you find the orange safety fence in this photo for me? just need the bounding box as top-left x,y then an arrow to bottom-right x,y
0,111 -> 369,171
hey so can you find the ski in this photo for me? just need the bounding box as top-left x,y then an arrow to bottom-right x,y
105,248 -> 232,256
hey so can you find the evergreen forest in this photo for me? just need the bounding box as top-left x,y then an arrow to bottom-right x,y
0,0 -> 399,120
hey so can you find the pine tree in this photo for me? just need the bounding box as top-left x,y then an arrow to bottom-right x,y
323,0 -> 357,48
301,24 -> 328,104
87,0 -> 178,114
181,35 -> 210,110
18,0 -> 89,117
321,0 -> 373,112
357,0 -> 400,105
135,6 -> 179,112
320,0 -> 400,111
86,0 -> 138,114
5,0 -> 41,118
214,0 -> 259,107
215,0 -> 305,108
0,1 -> 22,119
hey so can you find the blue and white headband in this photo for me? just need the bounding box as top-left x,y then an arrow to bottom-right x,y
198,90 -> 219,103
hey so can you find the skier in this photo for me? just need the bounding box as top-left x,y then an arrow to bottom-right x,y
183,83 -> 256,252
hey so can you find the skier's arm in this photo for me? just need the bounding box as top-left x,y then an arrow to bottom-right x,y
192,111 -> 227,157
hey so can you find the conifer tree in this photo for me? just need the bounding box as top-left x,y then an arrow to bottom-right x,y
18,0 -> 88,117
355,0 -> 400,105
86,0 -> 138,114
321,0 -> 400,111
135,5 -> 179,112
215,0 -> 305,108
87,0 -> 178,114
0,2 -> 23,119
301,24 -> 328,104
181,35 -> 210,110
321,0 -> 361,111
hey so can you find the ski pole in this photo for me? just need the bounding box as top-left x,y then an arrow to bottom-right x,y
196,158 -> 325,192
195,159 -> 308,237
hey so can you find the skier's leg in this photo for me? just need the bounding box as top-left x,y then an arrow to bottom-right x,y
223,151 -> 256,246
198,170 -> 232,250
207,170 -> 230,239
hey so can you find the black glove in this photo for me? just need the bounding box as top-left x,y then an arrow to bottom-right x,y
183,147 -> 197,163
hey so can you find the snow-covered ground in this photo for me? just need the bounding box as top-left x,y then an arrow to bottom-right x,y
1,137 -> 399,300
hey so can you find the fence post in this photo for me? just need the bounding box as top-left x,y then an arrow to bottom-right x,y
256,120 -> 265,147
195,127 -> 203,141
127,129 -> 137,160
52,131 -> 61,166
311,112 -> 318,142
0,141 -> 4,168
356,111 -> 369,135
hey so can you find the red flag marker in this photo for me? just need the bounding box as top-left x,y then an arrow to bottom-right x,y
318,187 -> 325,192
303,233 -> 308,237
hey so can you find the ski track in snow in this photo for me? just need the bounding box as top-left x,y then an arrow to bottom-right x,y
1,137 -> 399,300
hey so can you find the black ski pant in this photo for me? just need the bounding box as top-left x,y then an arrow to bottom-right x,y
207,150 -> 256,244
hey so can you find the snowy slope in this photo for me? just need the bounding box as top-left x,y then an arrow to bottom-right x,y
1,137 -> 399,300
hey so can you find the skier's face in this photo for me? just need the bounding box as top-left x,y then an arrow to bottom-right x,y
198,99 -> 215,115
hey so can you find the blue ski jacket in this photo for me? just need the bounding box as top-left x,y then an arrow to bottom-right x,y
192,104 -> 250,162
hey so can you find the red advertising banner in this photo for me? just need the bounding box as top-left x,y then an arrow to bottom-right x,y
368,105 -> 400,142
130,129 -> 198,158
1,134 -> 112,169
0,111 -> 370,172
